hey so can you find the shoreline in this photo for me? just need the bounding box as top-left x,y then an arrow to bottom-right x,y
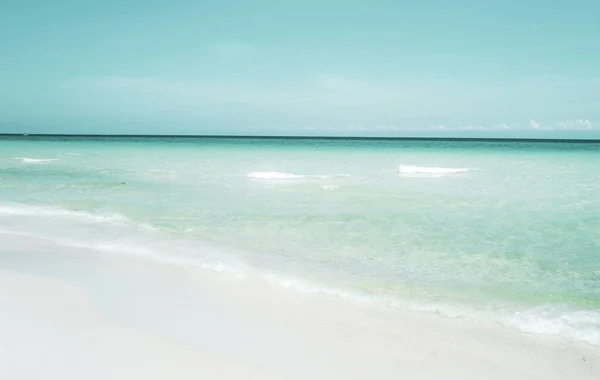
1,233 -> 599,379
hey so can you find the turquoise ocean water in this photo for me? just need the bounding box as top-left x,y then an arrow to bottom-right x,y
1,136 -> 599,344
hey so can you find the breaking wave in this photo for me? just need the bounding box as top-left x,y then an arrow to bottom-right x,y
397,164 -> 473,176
14,157 -> 59,164
247,172 -> 350,180
1,205 -> 598,346
0,203 -> 152,229
247,172 -> 305,180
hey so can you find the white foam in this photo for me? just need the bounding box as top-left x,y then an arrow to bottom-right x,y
1,202 -> 597,347
397,164 -> 472,176
247,172 -> 350,180
16,157 -> 59,163
246,172 -> 305,180
0,203 -> 153,230
0,229 -> 248,280
502,307 -> 600,346
261,273 -> 600,346
2,220 -> 598,346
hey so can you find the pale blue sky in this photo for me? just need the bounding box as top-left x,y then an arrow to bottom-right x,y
1,0 -> 599,137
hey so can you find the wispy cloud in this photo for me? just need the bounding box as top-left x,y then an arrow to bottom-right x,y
441,120 -> 599,131
429,123 -> 515,131
316,120 -> 600,134
556,119 -> 594,130
508,119 -> 598,131
529,119 -> 541,129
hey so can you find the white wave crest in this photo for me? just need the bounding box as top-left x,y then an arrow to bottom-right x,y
247,172 -> 350,180
0,230 -> 247,278
15,157 -> 58,163
260,273 -> 600,346
397,165 -> 472,176
0,203 -> 153,230
1,221 -> 597,346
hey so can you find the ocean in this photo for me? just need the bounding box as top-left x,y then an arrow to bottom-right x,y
1,135 -> 599,345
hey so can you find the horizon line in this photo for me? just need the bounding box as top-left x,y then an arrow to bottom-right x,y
1,133 -> 600,143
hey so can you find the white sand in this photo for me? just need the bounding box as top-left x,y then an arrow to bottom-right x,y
0,233 -> 598,380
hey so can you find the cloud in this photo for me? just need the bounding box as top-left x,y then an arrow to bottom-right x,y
521,119 -> 598,131
501,120 -> 598,131
525,119 -> 598,131
556,119 -> 594,130
431,124 -> 515,131
431,124 -> 484,131
313,124 -> 500,134
529,120 -> 541,129
316,121 -> 600,134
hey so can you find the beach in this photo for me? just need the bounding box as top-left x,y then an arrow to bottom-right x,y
1,136 -> 599,379
1,232 -> 599,380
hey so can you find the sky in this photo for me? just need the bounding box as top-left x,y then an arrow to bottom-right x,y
1,0 -> 599,138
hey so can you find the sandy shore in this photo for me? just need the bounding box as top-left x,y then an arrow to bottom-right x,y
1,233 -> 598,380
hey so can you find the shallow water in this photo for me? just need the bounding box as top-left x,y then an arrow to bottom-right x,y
1,135 -> 599,344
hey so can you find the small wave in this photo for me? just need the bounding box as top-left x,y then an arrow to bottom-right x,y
260,273 -> 600,346
0,203 -> 153,230
15,157 -> 58,164
397,165 -> 472,176
1,220 -> 597,346
247,172 -> 350,180
0,229 -> 248,279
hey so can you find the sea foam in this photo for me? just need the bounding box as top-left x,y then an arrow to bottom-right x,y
16,157 -> 59,163
247,172 -> 350,180
0,203 -> 152,230
247,172 -> 305,180
397,164 -> 472,176
2,211 -> 598,346
260,273 -> 600,346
